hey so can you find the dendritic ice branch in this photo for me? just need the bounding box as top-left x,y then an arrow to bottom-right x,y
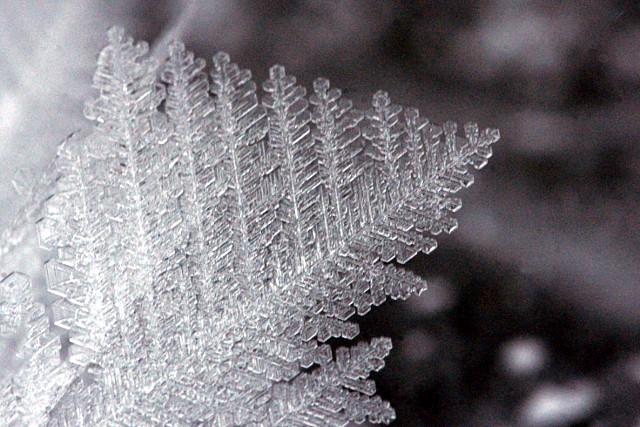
1,27 -> 499,426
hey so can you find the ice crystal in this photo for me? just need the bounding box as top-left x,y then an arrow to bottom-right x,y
1,27 -> 499,426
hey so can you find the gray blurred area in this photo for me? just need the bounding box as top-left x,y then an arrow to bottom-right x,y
1,1 -> 639,425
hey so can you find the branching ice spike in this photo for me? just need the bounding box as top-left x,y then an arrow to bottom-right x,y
0,27 -> 499,426
363,91 -> 405,210
263,65 -> 321,277
209,50 -> 270,294
310,77 -> 365,250
267,337 -> 396,426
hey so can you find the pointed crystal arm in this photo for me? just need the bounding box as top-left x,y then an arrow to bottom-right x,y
268,338 -> 396,426
263,65 -> 321,275
310,77 -> 365,250
208,51 -> 272,291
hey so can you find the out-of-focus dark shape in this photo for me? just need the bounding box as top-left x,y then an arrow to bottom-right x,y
604,24 -> 640,84
451,0 -> 616,104
400,329 -> 437,363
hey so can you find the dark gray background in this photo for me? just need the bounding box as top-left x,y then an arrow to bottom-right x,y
1,1 -> 638,425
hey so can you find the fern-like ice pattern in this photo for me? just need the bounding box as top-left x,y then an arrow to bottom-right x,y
1,27 -> 499,426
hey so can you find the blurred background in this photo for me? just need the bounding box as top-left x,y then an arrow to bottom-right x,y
1,1 -> 639,425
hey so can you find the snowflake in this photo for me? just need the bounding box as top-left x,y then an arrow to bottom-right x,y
0,27 -> 499,426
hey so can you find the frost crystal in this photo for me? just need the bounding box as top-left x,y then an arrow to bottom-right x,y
1,27 -> 499,426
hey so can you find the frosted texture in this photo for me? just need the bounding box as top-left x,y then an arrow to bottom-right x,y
1,27 -> 499,426
0,273 -> 74,426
